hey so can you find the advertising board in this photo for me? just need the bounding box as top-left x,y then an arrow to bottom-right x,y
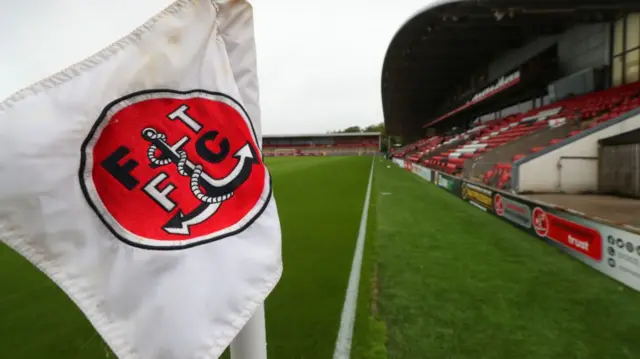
404,161 -> 413,171
392,160 -> 640,292
461,182 -> 493,212
435,172 -> 461,196
392,158 -> 404,168
528,205 -> 640,291
493,193 -> 531,229
412,164 -> 433,183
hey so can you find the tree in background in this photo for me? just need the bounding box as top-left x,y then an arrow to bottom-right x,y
339,125 -> 363,133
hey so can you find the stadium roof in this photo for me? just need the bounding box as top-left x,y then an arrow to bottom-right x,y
381,0 -> 640,140
263,132 -> 381,139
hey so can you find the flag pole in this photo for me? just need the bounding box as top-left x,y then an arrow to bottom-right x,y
230,304 -> 267,359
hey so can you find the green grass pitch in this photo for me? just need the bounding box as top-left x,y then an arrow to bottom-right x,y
2,156 -> 640,359
355,159 -> 640,359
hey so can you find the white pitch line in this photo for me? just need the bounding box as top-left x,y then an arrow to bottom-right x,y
333,158 -> 375,359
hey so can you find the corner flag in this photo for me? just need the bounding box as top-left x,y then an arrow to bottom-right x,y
0,0 -> 282,358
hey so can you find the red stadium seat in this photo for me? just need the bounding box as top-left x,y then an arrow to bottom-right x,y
393,81 -> 640,178
512,154 -> 525,161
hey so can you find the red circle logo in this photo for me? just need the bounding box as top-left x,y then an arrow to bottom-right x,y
532,207 -> 549,237
494,193 -> 504,216
79,90 -> 271,250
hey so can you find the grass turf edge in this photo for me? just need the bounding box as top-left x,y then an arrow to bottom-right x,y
351,158 -> 388,359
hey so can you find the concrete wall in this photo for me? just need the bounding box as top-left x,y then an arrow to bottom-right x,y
487,22 -> 610,83
600,143 -> 640,198
557,23 -> 611,75
515,109 -> 640,194
488,36 -> 559,81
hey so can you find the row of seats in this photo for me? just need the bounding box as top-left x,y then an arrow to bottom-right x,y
265,151 -> 376,157
265,143 -> 377,148
392,137 -> 435,158
405,136 -> 444,162
397,81 -> 640,186
482,82 -> 640,189
264,146 -> 378,156
422,106 -> 568,174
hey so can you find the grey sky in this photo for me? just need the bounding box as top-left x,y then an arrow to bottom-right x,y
0,0 -> 428,135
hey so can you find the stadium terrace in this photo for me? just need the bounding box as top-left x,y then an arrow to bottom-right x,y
384,0 -> 640,229
263,132 -> 381,157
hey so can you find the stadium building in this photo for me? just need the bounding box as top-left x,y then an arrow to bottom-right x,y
383,0 -> 640,227
263,132 -> 381,156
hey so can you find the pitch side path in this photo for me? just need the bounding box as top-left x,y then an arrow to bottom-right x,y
351,159 -> 640,359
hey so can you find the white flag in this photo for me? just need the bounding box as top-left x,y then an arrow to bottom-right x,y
0,0 -> 282,358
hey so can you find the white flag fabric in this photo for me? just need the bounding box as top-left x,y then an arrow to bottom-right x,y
0,1 -> 282,358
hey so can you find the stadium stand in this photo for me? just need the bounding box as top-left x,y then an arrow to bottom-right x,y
401,81 -> 640,187
263,132 -> 381,156
382,0 -> 640,227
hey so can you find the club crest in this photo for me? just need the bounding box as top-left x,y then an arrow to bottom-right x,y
79,90 -> 271,250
